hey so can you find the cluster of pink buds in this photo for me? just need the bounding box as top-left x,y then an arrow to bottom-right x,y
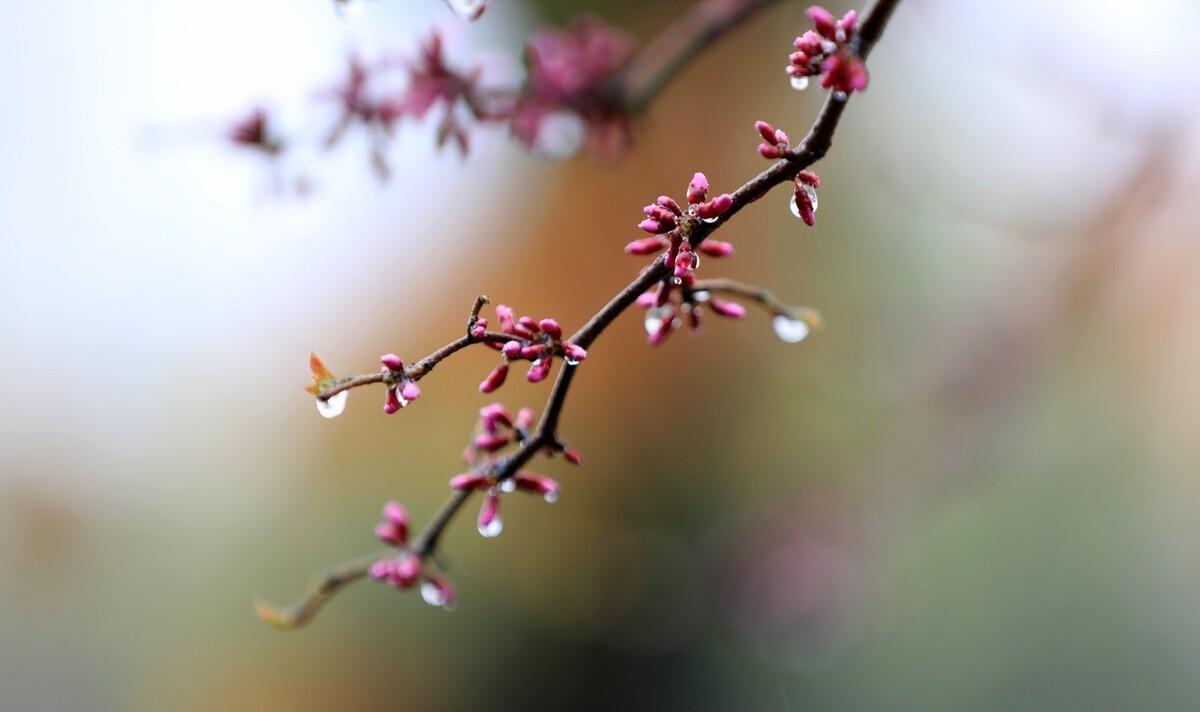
636,278 -> 747,346
788,6 -> 868,96
378,353 -> 422,414
368,501 -> 456,609
625,172 -> 735,310
627,173 -> 735,265
402,32 -> 483,154
754,119 -> 791,160
451,404 -> 578,537
477,305 -> 588,393
511,17 -> 635,157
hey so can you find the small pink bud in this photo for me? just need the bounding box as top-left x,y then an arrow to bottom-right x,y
515,407 -> 536,431
520,343 -> 546,360
479,363 -> 508,393
450,473 -> 491,491
709,298 -> 747,319
383,387 -> 402,414
797,170 -> 821,188
518,316 -> 540,333
538,318 -> 562,339
649,313 -> 674,346
496,304 -> 517,333
369,559 -> 393,581
501,340 -> 522,359
696,194 -> 733,220
383,500 -> 409,529
626,236 -> 667,255
638,218 -> 669,235
656,195 -> 683,215
514,473 -> 559,502
401,381 -> 421,402
686,172 -> 709,205
479,402 -> 513,431
561,342 -> 587,364
563,447 -> 584,465
526,358 -> 552,383
375,522 -> 404,546
755,120 -> 778,143
759,143 -> 783,159
474,432 -> 509,452
391,553 -> 421,589
698,240 -> 734,257
807,5 -> 838,39
470,323 -> 487,339
380,353 -> 403,371
840,10 -> 858,35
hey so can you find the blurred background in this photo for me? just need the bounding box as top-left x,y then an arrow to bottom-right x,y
3,0 -> 1200,709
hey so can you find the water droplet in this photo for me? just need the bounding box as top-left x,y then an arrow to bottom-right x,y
316,391 -> 349,418
690,253 -> 700,270
773,314 -> 811,343
644,306 -> 672,335
672,277 -> 683,286
833,90 -> 848,102
500,479 -> 517,494
790,75 -> 809,92
789,184 -> 819,220
420,581 -> 448,607
478,516 -> 503,538
543,491 -> 558,504
564,355 -> 581,366
445,0 -> 486,18
532,111 -> 586,160
692,290 -> 711,303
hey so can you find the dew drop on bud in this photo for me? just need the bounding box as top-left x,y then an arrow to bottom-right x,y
691,253 -> 701,270
316,390 -> 349,418
833,90 -> 848,102
644,306 -> 672,335
692,290 -> 711,303
790,75 -> 809,92
789,184 -> 819,220
773,314 -> 811,343
420,581 -> 448,608
543,491 -> 558,504
564,355 -> 581,366
478,516 -> 503,538
500,479 -> 517,494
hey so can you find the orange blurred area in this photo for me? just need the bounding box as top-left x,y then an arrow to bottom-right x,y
3,0 -> 1200,710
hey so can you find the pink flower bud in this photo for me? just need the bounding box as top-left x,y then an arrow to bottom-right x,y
526,358 -> 552,383
380,353 -> 403,371
797,170 -> 821,188
450,473 -> 491,491
686,172 -> 709,205
474,432 -> 509,452
401,381 -> 421,402
369,559 -> 393,581
656,195 -> 683,215
383,500 -> 409,529
755,120 -> 778,143
479,363 -> 509,393
638,218 -> 669,235
807,5 -> 838,39
518,316 -> 540,333
501,340 -> 522,359
513,473 -> 559,501
383,386 -> 402,414
375,522 -> 405,546
562,342 -> 587,363
709,298 -> 747,319
626,236 -> 667,255
840,10 -> 858,36
698,240 -> 734,257
636,291 -> 657,308
649,313 -> 674,346
390,553 -> 421,589
696,194 -> 733,220
515,407 -> 536,431
538,318 -> 562,339
496,304 -> 517,334
520,343 -> 546,360
759,143 -> 783,159
563,447 -> 584,465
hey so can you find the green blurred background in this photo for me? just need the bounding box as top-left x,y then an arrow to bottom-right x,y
3,0 -> 1200,709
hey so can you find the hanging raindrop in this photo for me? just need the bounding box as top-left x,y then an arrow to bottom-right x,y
316,391 -> 349,418
773,314 -> 811,343
790,75 -> 809,91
